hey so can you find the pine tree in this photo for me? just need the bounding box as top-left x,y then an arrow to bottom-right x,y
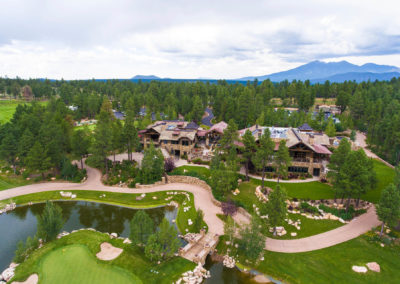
328,138 -> 351,201
325,118 -> 336,137
26,141 -> 52,179
157,218 -> 180,259
37,201 -> 64,242
377,184 -> 400,237
0,132 -> 18,173
274,140 -> 291,183
252,129 -> 274,188
71,129 -> 90,169
241,130 -> 256,181
130,210 -> 154,246
265,185 -> 287,235
238,217 -> 265,264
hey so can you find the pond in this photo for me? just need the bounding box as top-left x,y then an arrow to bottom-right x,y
0,201 -> 178,271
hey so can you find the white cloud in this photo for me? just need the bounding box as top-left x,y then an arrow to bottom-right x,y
0,0 -> 399,79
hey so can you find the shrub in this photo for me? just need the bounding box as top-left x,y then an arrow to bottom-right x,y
192,158 -> 210,166
300,202 -> 319,214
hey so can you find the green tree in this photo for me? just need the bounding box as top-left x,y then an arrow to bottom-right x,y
123,102 -> 139,162
130,210 -> 154,246
139,143 -> 164,184
241,130 -> 256,181
338,149 -> 376,210
0,132 -> 18,173
157,218 -> 180,259
252,129 -> 274,188
111,119 -> 124,162
37,201 -> 64,242
328,138 -> 351,201
26,141 -> 52,179
265,184 -> 287,235
325,118 -> 336,137
71,129 -> 90,169
219,119 -> 238,152
377,184 -> 400,237
394,165 -> 400,190
336,90 -> 351,113
224,215 -> 236,243
274,140 -> 291,183
145,234 -> 162,262
350,130 -> 356,141
238,217 -> 265,264
190,95 -> 204,123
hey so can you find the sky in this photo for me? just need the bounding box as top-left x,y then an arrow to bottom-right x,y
1,0 -> 400,79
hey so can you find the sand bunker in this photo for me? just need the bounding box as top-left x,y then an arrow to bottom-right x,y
96,242 -> 123,261
11,273 -> 38,284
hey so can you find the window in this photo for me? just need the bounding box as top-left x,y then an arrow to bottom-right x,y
171,141 -> 179,145
288,166 -> 309,173
181,140 -> 189,146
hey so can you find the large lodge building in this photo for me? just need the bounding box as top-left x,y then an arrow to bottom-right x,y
139,120 -> 333,177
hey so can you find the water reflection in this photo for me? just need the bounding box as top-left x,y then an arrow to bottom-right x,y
0,201 -> 177,271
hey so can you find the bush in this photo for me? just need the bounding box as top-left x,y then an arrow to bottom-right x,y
300,202 -> 319,214
319,204 -> 367,221
192,158 -> 210,166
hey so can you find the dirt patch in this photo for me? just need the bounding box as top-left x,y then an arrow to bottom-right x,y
253,274 -> 272,283
96,242 -> 123,261
11,273 -> 38,284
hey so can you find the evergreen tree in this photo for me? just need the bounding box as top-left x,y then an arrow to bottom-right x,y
130,210 -> 154,246
192,209 -> 204,233
139,143 -> 164,184
224,215 -> 235,243
328,138 -> 351,200
325,118 -> 336,137
274,140 -> 291,183
123,103 -> 139,162
71,129 -> 90,169
145,234 -> 162,262
219,119 -> 238,151
37,201 -> 64,242
265,185 -> 287,235
26,141 -> 52,179
252,129 -> 274,188
0,132 -> 18,173
238,217 -> 265,264
157,218 -> 180,259
377,184 -> 400,237
241,130 -> 256,181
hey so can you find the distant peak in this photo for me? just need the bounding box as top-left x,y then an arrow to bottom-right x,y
131,75 -> 160,80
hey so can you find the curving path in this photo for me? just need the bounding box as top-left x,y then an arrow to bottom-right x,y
0,162 -> 381,253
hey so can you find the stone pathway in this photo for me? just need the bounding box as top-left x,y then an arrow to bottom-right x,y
0,161 -> 381,253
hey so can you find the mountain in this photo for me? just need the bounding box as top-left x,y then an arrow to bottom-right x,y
131,75 -> 160,80
310,72 -> 400,84
239,60 -> 400,82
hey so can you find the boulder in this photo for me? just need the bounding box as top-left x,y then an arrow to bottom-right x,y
291,232 -> 297,237
110,232 -> 118,238
1,267 -> 15,281
352,266 -> 368,273
123,238 -> 132,244
366,262 -> 380,272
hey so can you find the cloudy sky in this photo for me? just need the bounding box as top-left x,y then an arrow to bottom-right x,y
1,0 -> 400,79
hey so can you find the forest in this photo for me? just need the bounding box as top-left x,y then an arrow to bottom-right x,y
0,76 -> 399,165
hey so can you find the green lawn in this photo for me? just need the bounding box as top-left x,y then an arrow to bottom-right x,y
39,245 -> 140,284
217,234 -> 400,284
12,230 -> 194,284
264,213 -> 343,240
0,100 -> 48,124
74,124 -> 97,132
0,174 -> 31,191
361,160 -> 395,203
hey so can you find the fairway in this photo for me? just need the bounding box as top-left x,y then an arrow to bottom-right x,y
0,100 -> 48,124
39,245 -> 141,284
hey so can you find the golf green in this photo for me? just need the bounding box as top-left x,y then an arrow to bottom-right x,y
38,244 -> 141,284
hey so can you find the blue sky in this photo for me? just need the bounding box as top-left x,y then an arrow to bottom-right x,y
0,0 -> 399,79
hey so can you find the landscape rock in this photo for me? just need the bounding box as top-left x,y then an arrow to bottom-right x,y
110,232 -> 118,238
366,262 -> 380,272
1,267 -> 15,281
352,266 -> 368,273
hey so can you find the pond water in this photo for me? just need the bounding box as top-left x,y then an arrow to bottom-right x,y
0,201 -> 178,271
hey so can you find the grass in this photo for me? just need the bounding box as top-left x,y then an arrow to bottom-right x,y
217,233 -> 400,284
0,174 -> 31,191
0,100 -> 48,124
0,189 -> 206,234
39,244 -> 140,284
361,160 -> 395,204
314,98 -> 337,106
264,213 -> 343,239
74,124 -> 96,132
12,230 -> 195,284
